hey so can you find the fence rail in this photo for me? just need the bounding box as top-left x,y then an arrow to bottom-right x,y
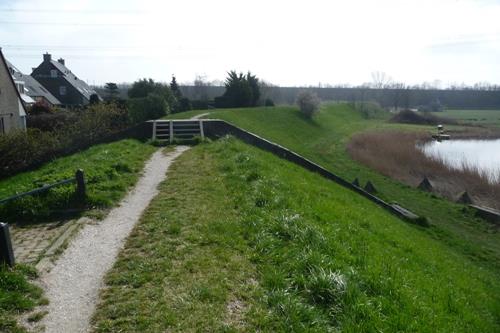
0,169 -> 86,206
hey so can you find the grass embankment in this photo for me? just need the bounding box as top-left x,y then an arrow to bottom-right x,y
93,138 -> 500,332
0,139 -> 156,222
170,105 -> 500,273
0,265 -> 46,333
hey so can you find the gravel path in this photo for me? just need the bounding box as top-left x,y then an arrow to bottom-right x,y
191,112 -> 210,119
38,146 -> 190,333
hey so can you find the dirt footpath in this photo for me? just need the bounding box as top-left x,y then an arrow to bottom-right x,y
37,146 -> 190,333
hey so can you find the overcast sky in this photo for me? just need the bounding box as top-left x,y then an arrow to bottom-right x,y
1,0 -> 500,87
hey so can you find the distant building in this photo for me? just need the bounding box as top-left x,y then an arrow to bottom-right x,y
31,53 -> 100,106
6,60 -> 61,108
0,48 -> 27,134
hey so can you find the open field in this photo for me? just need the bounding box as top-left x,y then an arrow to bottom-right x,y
93,138 -> 500,332
432,109 -> 500,127
0,139 -> 156,222
169,105 -> 500,274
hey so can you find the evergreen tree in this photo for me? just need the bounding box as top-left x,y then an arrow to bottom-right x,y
170,75 -> 182,100
221,71 -> 254,107
246,72 -> 260,106
104,82 -> 119,101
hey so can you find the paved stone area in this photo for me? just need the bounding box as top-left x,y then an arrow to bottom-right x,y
10,221 -> 75,263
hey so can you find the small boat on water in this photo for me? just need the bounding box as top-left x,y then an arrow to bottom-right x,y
432,125 -> 451,141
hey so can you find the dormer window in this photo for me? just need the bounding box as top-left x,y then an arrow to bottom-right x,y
59,86 -> 67,95
16,83 -> 25,94
51,70 -> 58,78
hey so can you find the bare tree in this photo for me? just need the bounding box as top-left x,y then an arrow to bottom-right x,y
296,91 -> 320,118
193,75 -> 211,101
371,71 -> 393,89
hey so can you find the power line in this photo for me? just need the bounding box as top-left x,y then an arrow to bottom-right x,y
0,8 -> 147,14
0,20 -> 141,26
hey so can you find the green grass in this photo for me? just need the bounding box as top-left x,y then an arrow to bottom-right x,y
92,138 -> 500,332
171,105 -> 500,273
432,109 -> 500,127
0,139 -> 157,331
0,139 -> 157,222
0,265 -> 46,333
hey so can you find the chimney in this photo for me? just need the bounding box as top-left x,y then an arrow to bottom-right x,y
58,58 -> 65,66
43,53 -> 52,62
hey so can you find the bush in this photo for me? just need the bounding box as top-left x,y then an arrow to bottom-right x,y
0,103 -> 130,179
191,100 -> 211,110
128,78 -> 175,107
296,91 -> 320,118
0,129 -> 59,178
265,98 -> 275,107
27,111 -> 77,132
127,94 -> 169,123
172,97 -> 192,113
28,102 -> 53,115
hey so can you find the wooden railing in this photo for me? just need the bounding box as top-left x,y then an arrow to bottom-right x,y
0,169 -> 86,266
0,169 -> 86,206
151,120 -> 205,143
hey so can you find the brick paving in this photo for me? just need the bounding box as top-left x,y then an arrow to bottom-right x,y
10,221 -> 74,263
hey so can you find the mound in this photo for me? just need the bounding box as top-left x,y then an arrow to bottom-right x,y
390,110 -> 457,125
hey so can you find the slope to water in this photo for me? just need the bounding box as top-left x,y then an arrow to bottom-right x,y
92,138 -> 500,332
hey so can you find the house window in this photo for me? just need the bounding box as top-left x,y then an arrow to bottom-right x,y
0,117 -> 4,135
51,70 -> 58,78
16,83 -> 25,94
59,86 -> 67,95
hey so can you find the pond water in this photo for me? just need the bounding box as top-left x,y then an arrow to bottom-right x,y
420,139 -> 500,183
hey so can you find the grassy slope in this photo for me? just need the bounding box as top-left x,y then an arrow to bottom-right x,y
0,139 -> 157,222
93,138 -> 500,332
176,105 -> 500,273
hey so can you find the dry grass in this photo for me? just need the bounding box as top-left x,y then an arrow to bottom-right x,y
347,130 -> 500,210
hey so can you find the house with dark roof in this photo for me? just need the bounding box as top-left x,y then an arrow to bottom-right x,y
31,53 -> 100,106
6,60 -> 61,108
0,48 -> 27,134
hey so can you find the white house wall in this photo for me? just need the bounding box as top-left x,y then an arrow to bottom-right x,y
0,51 -> 27,134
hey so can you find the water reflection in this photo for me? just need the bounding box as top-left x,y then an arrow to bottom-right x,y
420,139 -> 500,183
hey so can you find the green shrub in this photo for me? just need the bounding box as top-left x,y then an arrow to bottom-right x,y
127,94 -> 169,123
0,129 -> 59,178
265,98 -> 275,107
27,111 -> 77,132
0,103 -> 130,179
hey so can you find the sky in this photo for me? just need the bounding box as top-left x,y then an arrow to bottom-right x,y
1,0 -> 500,87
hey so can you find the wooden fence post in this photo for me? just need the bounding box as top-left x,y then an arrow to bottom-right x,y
169,120 -> 174,144
0,222 -> 15,267
75,169 -> 86,201
199,120 -> 205,139
152,120 -> 157,140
